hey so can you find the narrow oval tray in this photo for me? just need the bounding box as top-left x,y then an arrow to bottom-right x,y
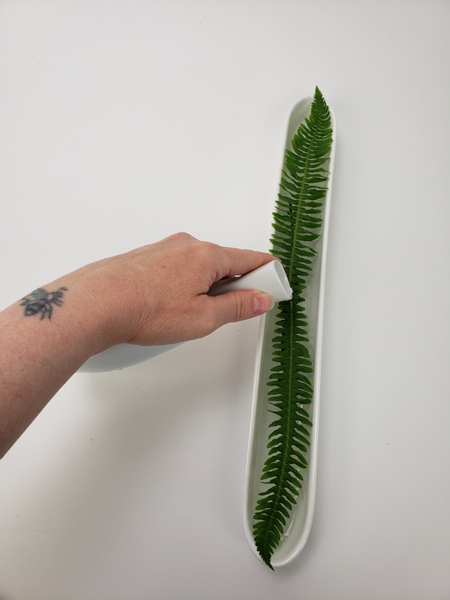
243,96 -> 337,568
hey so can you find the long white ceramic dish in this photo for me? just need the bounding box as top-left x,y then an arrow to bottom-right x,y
243,97 -> 336,568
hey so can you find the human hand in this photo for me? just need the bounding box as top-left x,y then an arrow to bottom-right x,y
68,232 -> 275,348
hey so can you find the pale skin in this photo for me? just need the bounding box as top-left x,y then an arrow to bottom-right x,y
0,233 -> 275,459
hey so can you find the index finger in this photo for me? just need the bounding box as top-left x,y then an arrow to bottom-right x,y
215,246 -> 276,280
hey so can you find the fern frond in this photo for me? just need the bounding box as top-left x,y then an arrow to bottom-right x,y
253,87 -> 333,569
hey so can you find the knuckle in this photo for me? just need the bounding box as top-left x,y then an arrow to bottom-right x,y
194,241 -> 218,264
233,293 -> 249,322
167,231 -> 193,243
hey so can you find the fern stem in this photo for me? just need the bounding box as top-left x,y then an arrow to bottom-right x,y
288,118 -> 318,285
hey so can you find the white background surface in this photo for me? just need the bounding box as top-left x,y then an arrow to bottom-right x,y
1,1 -> 450,599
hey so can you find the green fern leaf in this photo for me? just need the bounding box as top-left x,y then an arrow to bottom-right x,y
253,87 -> 333,569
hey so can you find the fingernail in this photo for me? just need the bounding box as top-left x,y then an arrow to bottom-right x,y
253,292 -> 274,315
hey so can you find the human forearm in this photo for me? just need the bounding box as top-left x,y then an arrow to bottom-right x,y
0,268 -> 119,457
0,233 -> 275,457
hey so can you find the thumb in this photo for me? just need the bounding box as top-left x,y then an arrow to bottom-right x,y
210,290 -> 274,327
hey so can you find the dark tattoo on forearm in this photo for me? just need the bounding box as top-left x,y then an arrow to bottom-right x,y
20,287 -> 68,320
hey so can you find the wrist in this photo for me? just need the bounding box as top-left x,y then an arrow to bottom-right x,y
49,258 -> 147,355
